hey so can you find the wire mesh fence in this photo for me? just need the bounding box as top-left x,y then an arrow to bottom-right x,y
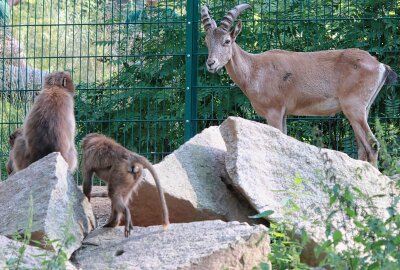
0,0 -> 399,181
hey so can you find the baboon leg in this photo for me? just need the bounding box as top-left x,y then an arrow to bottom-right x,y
104,195 -> 125,228
82,168 -> 94,201
65,144 -> 78,172
124,206 -> 133,237
6,157 -> 14,175
12,137 -> 30,171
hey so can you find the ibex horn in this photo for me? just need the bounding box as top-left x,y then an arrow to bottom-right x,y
201,5 -> 217,32
220,3 -> 251,32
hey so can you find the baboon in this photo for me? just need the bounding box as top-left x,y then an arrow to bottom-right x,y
6,128 -> 22,175
12,72 -> 77,172
81,133 -> 169,237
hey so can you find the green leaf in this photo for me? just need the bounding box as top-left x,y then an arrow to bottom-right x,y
249,210 -> 274,219
273,232 -> 285,237
345,207 -> 356,218
259,262 -> 270,270
333,230 -> 343,245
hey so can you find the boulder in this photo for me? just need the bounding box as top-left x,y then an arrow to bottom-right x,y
220,117 -> 395,264
0,152 -> 96,258
82,185 -> 110,227
126,126 -> 256,226
0,64 -> 48,103
71,220 -> 270,270
0,235 -> 77,270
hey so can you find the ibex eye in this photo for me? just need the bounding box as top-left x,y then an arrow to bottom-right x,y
224,40 -> 230,44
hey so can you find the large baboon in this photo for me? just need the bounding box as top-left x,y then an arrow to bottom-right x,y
12,72 -> 77,172
81,133 -> 169,237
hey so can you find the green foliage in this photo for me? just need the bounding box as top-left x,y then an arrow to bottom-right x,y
6,194 -> 35,270
255,121 -> 400,269
316,136 -> 400,269
374,119 -> 400,175
5,194 -> 77,270
0,0 -> 10,26
75,0 -> 399,165
3,0 -> 399,168
10,0 -> 112,81
75,2 -> 188,162
268,223 -> 310,270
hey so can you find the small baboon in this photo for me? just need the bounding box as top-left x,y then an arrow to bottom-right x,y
6,128 -> 23,175
81,133 -> 169,237
12,72 -> 77,172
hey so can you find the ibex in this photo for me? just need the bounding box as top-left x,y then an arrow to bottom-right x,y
201,4 -> 398,166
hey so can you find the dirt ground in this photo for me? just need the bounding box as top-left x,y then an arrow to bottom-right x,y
79,185 -> 110,227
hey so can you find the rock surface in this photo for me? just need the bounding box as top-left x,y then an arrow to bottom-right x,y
72,220 -> 270,270
0,235 -> 77,270
79,185 -> 110,227
220,117 -> 395,264
0,235 -> 52,269
127,126 -> 256,226
0,153 -> 96,258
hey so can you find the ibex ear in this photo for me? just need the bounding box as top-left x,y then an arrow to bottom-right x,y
230,20 -> 242,40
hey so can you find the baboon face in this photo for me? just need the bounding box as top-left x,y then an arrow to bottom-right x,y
44,71 -> 75,93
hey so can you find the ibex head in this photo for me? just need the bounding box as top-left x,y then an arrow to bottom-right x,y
201,4 -> 251,73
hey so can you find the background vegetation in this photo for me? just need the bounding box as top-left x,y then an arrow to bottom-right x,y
0,0 -> 398,268
0,0 -> 398,171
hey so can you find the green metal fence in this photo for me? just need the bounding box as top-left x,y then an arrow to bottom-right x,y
0,0 -> 399,181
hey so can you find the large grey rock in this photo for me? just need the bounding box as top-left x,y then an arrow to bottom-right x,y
127,126 -> 256,226
220,117 -> 396,264
0,153 -> 96,258
0,64 -> 49,105
0,235 -> 52,269
72,220 -> 270,270
0,235 -> 77,270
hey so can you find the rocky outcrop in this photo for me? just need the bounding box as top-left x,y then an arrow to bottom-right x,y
0,235 -> 77,270
0,64 -> 49,105
126,126 -> 256,226
72,220 -> 271,270
0,235 -> 52,269
220,117 -> 395,264
0,152 -> 96,258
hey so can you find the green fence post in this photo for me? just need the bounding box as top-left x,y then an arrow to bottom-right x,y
184,0 -> 199,141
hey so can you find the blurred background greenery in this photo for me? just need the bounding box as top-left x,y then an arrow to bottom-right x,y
0,0 -> 398,181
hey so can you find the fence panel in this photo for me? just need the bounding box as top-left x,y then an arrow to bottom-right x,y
0,0 -> 398,181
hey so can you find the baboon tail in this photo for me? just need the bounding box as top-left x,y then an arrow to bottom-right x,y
141,157 -> 170,229
384,65 -> 398,85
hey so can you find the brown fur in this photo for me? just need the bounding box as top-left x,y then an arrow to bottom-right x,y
6,128 -> 23,175
81,133 -> 169,237
12,71 -> 77,172
202,4 -> 398,167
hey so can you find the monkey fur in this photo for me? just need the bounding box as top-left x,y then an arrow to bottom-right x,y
81,133 -> 169,237
6,128 -> 22,175
12,71 -> 77,172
